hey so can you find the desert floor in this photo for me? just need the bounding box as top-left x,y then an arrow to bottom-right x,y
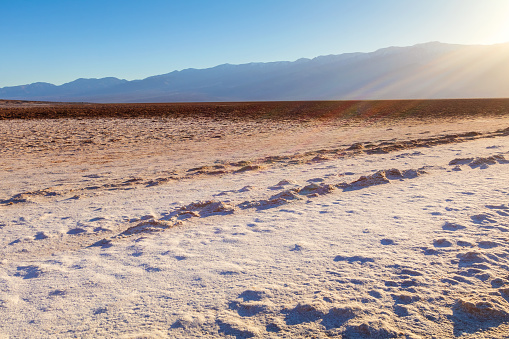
1,105 -> 509,338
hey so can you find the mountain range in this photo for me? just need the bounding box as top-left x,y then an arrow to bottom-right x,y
2,41 -> 509,103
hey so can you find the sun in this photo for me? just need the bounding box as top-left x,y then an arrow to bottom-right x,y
475,2 -> 509,44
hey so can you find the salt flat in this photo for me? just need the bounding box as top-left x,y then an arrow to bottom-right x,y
1,114 -> 509,338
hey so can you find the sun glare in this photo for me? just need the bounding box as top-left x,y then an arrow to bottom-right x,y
476,2 -> 509,44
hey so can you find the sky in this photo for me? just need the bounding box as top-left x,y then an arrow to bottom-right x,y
2,0 -> 509,88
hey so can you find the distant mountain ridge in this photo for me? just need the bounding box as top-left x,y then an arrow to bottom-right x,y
2,42 -> 509,103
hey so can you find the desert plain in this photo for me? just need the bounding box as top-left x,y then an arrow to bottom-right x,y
1,99 -> 509,338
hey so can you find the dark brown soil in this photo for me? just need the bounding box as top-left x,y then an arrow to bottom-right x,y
1,99 -> 509,121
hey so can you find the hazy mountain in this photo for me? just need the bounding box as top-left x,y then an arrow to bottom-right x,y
2,42 -> 509,102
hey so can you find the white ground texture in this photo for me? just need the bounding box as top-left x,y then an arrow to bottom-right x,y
1,116 -> 509,338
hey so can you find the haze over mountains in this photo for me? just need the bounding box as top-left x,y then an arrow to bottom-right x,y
2,42 -> 509,103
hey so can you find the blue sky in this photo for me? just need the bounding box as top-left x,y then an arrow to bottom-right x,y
2,0 -> 509,87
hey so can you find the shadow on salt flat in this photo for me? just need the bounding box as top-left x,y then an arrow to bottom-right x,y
334,255 -> 374,264
14,265 -> 42,279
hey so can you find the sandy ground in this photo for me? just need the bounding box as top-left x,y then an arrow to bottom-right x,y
1,115 -> 509,338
